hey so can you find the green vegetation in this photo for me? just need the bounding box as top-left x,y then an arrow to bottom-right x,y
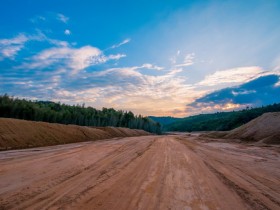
0,94 -> 161,134
148,116 -> 180,126
154,103 -> 280,132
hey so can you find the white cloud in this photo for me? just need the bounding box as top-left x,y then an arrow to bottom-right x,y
107,54 -> 126,60
0,34 -> 28,45
232,90 -> 256,96
186,102 -> 248,115
57,13 -> 69,23
184,53 -> 195,65
170,51 -> 195,67
70,46 -> 102,73
53,88 -> 100,103
93,67 -> 142,78
141,63 -> 164,71
66,66 -> 195,116
198,66 -> 263,87
0,45 -> 22,60
10,64 -> 193,116
2,31 -> 269,117
19,46 -> 100,73
64,29 -> 71,35
175,53 -> 195,67
1,31 -> 127,75
18,45 -> 126,74
34,30 -> 69,47
0,31 -> 71,61
0,34 -> 29,60
275,81 -> 280,87
111,38 -> 131,49
167,68 -> 183,75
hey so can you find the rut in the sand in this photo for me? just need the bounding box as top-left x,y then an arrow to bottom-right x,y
0,135 -> 279,210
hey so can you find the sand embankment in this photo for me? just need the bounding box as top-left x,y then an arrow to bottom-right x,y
202,112 -> 280,144
0,118 -> 151,150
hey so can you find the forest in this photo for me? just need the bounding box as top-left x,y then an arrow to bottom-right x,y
160,103 -> 280,132
0,94 -> 161,134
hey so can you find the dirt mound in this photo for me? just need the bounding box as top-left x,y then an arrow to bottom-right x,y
224,112 -> 280,144
0,118 -> 151,150
94,127 -> 149,137
200,131 -> 229,139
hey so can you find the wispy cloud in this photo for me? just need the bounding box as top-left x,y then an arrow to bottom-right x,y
30,15 -> 46,23
5,54 -> 276,117
186,102 -> 246,114
275,81 -> 280,87
198,66 -> 263,87
0,31 -> 72,61
141,63 -> 164,71
0,34 -> 29,60
30,13 -> 69,24
18,45 -> 126,74
111,38 -> 131,49
34,30 -> 69,47
58,66 -> 193,116
57,13 -> 69,23
170,51 -> 195,68
175,53 -> 195,67
106,53 -> 126,60
4,62 -> 194,116
1,33 -> 274,117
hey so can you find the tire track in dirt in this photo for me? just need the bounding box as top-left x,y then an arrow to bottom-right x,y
72,137 -> 247,210
178,136 -> 280,210
48,138 -> 156,209
204,161 -> 269,210
0,137 -> 154,209
1,135 -> 279,210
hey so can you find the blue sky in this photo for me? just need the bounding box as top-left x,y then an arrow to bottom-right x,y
1,0 -> 280,117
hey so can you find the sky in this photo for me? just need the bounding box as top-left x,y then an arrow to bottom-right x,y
1,0 -> 280,117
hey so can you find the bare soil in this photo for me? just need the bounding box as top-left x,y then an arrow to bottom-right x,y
225,112 -> 280,144
0,118 -> 150,150
0,134 -> 279,210
202,112 -> 280,144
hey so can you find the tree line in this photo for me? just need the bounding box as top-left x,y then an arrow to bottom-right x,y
162,103 -> 280,132
0,94 -> 161,134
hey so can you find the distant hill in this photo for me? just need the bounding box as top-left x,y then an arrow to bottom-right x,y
158,103 -> 280,132
148,116 -> 180,126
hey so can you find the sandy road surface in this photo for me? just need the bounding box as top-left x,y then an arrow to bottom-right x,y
0,135 -> 279,210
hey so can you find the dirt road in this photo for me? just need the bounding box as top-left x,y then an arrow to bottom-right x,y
0,135 -> 279,210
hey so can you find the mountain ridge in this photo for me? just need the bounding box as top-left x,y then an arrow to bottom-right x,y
150,103 -> 280,132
